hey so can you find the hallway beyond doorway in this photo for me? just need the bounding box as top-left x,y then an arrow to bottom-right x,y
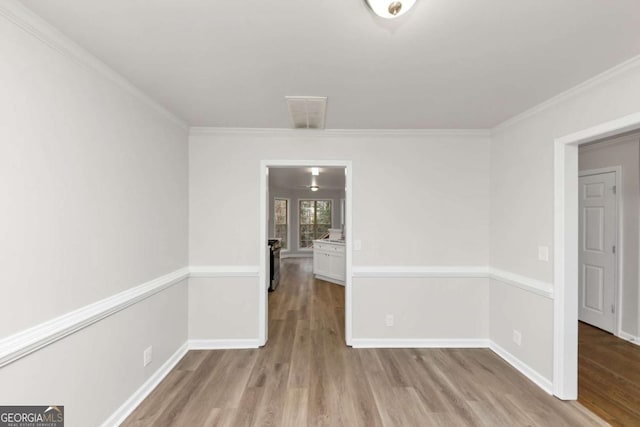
578,321 -> 640,425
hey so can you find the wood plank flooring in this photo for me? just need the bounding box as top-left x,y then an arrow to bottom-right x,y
578,321 -> 640,426
123,258 -> 605,426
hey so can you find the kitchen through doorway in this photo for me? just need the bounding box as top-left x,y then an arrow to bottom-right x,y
258,161 -> 353,347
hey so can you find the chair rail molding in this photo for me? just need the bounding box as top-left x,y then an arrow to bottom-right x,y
0,267 -> 189,368
351,265 -> 554,299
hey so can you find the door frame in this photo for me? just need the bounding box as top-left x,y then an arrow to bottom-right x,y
578,166 -> 622,336
259,160 -> 353,346
554,111 -> 640,400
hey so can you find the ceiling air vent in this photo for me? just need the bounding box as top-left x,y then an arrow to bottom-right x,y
285,96 -> 327,129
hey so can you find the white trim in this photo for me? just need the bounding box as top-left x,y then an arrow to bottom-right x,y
101,342 -> 189,427
554,111 -> 640,400
351,338 -> 490,348
578,166 -> 623,337
351,265 -> 554,299
556,112 -> 640,146
494,55 -> 640,132
190,127 -> 491,137
189,265 -> 260,277
618,331 -> 640,347
188,339 -> 261,350
260,160 -> 353,347
0,263 -> 555,369
579,133 -> 640,153
578,166 -> 622,177
489,342 -> 553,394
489,268 -> 554,299
0,268 -> 189,368
344,163 -> 353,346
0,0 -> 188,130
352,265 -> 488,278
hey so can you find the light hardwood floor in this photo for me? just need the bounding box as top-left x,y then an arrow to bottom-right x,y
578,321 -> 640,426
123,258 -> 605,426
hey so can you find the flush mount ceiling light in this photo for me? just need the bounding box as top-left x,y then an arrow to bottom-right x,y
310,185 -> 320,192
365,0 -> 416,18
311,167 -> 320,176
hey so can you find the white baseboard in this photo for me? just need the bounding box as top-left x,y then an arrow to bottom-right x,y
489,341 -> 553,394
101,342 -> 189,427
350,338 -> 490,348
618,331 -> 640,346
188,339 -> 261,349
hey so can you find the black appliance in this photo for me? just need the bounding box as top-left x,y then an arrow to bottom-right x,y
268,239 -> 281,291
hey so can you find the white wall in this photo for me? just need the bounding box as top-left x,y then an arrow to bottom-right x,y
490,58 -> 640,382
189,129 -> 491,341
579,134 -> 640,336
354,278 -> 489,340
0,6 -> 188,426
268,186 -> 344,254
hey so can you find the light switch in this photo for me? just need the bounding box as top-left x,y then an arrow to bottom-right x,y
538,246 -> 549,262
354,240 -> 362,251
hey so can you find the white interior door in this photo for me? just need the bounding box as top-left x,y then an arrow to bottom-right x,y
578,171 -> 617,333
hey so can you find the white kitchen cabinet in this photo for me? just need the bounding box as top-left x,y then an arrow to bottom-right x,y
312,240 -> 345,286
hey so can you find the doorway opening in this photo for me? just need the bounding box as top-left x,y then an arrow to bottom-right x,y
258,160 -> 353,346
554,112 -> 640,400
576,134 -> 640,422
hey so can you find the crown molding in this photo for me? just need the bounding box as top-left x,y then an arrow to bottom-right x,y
0,0 -> 188,131
493,54 -> 640,133
189,127 -> 491,138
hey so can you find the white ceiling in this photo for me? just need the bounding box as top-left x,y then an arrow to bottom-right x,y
269,167 -> 345,192
21,0 -> 640,129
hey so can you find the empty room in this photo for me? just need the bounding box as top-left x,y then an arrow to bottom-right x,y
2,0 -> 640,426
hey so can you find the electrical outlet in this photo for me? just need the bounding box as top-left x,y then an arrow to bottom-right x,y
538,246 -> 549,262
143,346 -> 153,367
513,330 -> 522,346
385,314 -> 394,327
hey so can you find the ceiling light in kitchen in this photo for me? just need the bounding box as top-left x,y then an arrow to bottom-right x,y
311,167 -> 320,176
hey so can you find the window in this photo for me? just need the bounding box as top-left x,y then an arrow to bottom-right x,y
299,199 -> 332,249
274,198 -> 288,250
